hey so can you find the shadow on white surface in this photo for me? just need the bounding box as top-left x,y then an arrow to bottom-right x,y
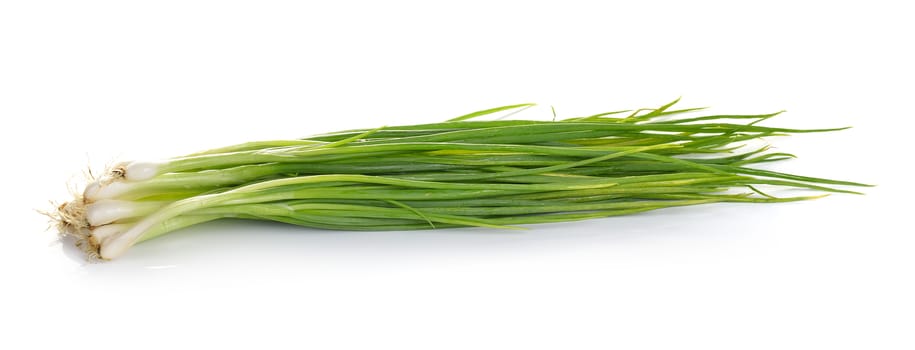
59,202 -> 789,277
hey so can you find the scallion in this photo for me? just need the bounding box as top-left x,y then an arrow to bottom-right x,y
47,99 -> 869,260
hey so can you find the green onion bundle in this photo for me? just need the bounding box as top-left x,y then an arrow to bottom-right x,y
50,99 -> 868,260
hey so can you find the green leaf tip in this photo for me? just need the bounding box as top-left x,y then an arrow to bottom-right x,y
447,103 -> 537,122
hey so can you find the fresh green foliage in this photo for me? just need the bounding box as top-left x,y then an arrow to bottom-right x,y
52,99 -> 869,260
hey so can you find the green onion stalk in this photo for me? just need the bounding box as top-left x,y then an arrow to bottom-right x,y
49,99 -> 869,260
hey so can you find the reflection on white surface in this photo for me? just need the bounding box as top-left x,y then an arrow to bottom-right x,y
54,200 -> 829,273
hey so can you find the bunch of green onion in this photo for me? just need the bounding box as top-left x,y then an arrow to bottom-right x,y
50,99 -> 868,260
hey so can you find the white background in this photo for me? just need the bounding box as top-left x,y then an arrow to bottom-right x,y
1,1 -> 912,349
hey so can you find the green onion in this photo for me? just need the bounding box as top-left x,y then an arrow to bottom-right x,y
48,99 -> 869,260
